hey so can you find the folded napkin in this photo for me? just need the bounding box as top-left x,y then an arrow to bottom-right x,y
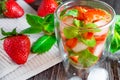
0,0 -> 62,80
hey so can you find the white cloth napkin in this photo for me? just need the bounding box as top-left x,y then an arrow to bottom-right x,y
0,0 -> 62,80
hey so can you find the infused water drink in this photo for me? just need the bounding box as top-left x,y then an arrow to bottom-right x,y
55,0 -> 115,79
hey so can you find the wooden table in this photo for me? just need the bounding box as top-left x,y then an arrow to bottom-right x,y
28,0 -> 120,80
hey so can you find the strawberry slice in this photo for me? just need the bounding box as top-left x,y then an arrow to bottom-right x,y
95,33 -> 107,44
84,9 -> 111,23
83,32 -> 94,39
66,38 -> 78,48
70,56 -> 79,63
74,6 -> 91,20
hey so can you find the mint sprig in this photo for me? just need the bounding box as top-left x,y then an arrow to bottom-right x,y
21,14 -> 56,54
69,49 -> 98,68
78,49 -> 98,68
110,15 -> 120,54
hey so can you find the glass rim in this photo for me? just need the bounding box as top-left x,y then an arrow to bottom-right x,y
54,0 -> 116,29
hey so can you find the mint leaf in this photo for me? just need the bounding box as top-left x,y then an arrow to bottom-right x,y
110,30 -> 120,53
63,26 -> 79,39
44,23 -> 54,33
114,15 -> 120,34
26,14 -> 44,27
20,27 -> 42,34
43,14 -> 54,33
81,37 -> 96,47
31,35 -> 56,54
85,23 -> 97,28
65,9 -> 78,17
60,9 -> 67,17
109,15 -> 120,54
78,49 -> 98,68
73,19 -> 80,27
44,14 -> 54,23
60,9 -> 78,18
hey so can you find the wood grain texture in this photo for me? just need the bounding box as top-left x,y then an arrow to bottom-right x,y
28,0 -> 120,80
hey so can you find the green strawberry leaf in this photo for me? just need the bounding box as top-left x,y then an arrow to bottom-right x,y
63,26 -> 79,39
26,14 -> 44,27
20,27 -> 42,34
31,35 -> 56,54
1,28 -> 17,36
81,37 -> 96,47
78,49 -> 98,68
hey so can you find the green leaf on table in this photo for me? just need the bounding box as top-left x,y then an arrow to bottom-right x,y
26,14 -> 44,27
78,49 -> 98,68
44,23 -> 54,33
63,26 -> 79,39
20,27 -> 42,34
44,14 -> 54,23
31,35 -> 56,54
43,14 -> 54,33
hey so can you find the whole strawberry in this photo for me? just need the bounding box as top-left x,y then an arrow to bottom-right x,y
37,0 -> 58,17
0,0 -> 24,18
1,28 -> 30,64
24,0 -> 35,4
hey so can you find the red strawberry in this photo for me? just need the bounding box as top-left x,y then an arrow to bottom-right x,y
0,0 -> 24,18
24,0 -> 35,4
1,28 -> 30,64
37,0 -> 58,17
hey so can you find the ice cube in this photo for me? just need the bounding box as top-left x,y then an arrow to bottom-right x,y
87,68 -> 108,80
69,76 -> 82,80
